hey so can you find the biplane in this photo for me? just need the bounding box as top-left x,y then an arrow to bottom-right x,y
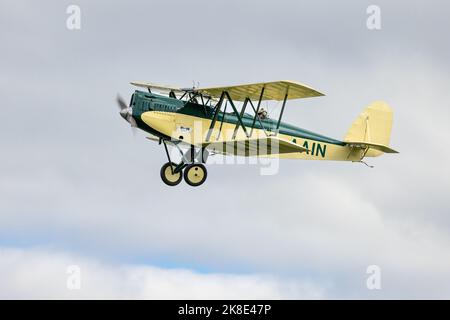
117,80 -> 398,186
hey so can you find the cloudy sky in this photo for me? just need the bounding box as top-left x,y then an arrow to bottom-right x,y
1,0 -> 450,299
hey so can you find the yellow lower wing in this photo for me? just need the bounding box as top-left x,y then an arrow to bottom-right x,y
203,136 -> 308,157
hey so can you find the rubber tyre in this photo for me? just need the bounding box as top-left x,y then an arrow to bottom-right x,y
184,163 -> 207,187
160,162 -> 183,186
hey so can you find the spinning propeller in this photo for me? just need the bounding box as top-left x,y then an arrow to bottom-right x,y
116,95 -> 138,136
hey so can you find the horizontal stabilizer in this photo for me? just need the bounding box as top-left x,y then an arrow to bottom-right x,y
346,141 -> 399,154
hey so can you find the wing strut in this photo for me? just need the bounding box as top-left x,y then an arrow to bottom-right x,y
216,101 -> 228,140
224,91 -> 249,138
205,91 -> 225,142
206,90 -> 252,142
247,99 -> 270,137
249,86 -> 265,137
276,88 -> 289,132
232,98 -> 249,140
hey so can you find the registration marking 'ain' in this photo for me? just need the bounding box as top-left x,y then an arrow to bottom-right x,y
301,140 -> 327,158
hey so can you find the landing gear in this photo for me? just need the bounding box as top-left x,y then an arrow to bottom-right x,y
160,140 -> 209,187
184,163 -> 207,187
160,162 -> 183,186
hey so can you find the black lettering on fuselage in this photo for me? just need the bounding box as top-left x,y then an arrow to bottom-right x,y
316,143 -> 327,158
302,140 -> 327,158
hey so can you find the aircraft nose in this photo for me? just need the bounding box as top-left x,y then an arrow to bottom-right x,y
116,95 -> 137,128
119,107 -> 132,119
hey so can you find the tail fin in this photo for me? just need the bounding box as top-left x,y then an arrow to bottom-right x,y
344,101 -> 397,156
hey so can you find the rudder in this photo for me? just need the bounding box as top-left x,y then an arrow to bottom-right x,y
344,101 -> 394,157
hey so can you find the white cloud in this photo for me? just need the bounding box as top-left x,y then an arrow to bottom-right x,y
0,247 -> 324,299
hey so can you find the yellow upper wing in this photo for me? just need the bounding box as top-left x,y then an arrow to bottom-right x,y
198,80 -> 324,102
130,81 -> 187,93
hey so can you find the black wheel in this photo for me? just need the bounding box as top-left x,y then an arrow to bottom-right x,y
184,163 -> 207,187
160,162 -> 182,186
